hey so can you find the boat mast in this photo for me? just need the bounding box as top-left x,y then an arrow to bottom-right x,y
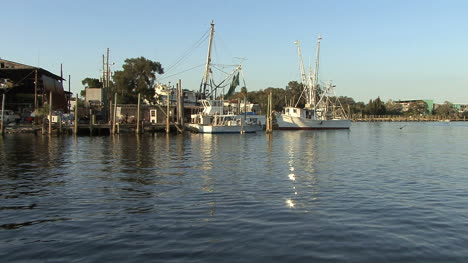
294,40 -> 309,107
311,35 -> 322,110
201,20 -> 215,99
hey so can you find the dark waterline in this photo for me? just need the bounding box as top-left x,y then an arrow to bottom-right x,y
1,122 -> 468,262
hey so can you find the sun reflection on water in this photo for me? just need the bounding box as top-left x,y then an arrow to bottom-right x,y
286,199 -> 295,208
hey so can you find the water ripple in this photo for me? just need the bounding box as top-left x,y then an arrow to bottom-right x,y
1,123 -> 468,262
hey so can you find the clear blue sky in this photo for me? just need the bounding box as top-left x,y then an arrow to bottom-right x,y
2,0 -> 467,103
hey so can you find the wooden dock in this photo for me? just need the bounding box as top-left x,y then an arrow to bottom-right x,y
1,123 -> 180,135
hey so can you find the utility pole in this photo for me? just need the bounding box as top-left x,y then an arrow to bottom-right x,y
102,54 -> 105,86
106,48 -> 110,97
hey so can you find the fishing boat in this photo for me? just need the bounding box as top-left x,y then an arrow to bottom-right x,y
189,99 -> 262,133
187,21 -> 263,134
276,36 -> 351,130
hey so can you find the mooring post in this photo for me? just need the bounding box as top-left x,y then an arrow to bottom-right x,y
113,93 -> 118,135
136,93 -> 141,134
166,95 -> 170,134
74,99 -> 78,135
58,114 -> 62,135
0,93 -> 5,136
49,92 -> 53,135
176,79 -> 185,133
109,99 -> 113,134
34,69 -> 38,125
89,108 -> 93,136
266,92 -> 273,133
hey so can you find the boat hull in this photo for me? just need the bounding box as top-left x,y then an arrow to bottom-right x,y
187,123 -> 260,134
276,115 -> 351,130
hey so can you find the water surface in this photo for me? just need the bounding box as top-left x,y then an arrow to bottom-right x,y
1,122 -> 467,262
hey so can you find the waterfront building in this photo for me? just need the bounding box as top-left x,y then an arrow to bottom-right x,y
0,58 -> 68,115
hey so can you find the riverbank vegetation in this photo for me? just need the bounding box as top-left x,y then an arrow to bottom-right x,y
79,57 -> 467,120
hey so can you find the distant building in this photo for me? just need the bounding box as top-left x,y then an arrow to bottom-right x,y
395,99 -> 434,114
85,87 -> 104,106
434,102 -> 468,113
452,103 -> 468,113
0,58 -> 68,113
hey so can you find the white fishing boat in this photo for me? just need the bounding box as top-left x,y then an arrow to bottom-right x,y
187,21 -> 263,134
276,36 -> 351,130
188,99 -> 261,133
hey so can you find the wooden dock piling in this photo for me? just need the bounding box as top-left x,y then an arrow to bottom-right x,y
89,109 -> 94,135
166,95 -> 170,134
176,79 -> 184,133
48,92 -> 52,135
74,97 -> 79,135
0,93 -> 5,136
266,92 -> 273,133
113,93 -> 118,135
136,93 -> 141,134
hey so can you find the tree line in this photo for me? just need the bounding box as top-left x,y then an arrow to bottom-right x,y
80,57 -> 467,119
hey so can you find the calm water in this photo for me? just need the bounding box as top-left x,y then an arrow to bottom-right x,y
1,122 -> 468,262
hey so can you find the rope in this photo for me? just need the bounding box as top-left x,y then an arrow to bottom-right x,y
164,28 -> 210,75
159,63 -> 205,81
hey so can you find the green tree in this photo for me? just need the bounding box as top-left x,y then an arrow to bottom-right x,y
365,97 -> 386,115
434,101 -> 457,118
79,78 -> 102,99
82,78 -> 102,89
405,101 -> 429,116
385,100 -> 403,115
240,86 -> 247,96
112,57 -> 164,104
285,81 -> 306,107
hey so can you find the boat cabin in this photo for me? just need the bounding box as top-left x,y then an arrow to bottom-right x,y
201,99 -> 224,115
284,106 -> 316,119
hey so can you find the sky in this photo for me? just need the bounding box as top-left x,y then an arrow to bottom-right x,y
1,0 -> 468,103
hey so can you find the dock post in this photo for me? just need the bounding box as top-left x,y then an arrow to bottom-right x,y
74,99 -> 78,135
48,92 -> 53,135
58,115 -> 62,135
89,109 -> 94,136
266,92 -> 273,133
109,99 -> 113,134
0,93 -> 5,136
177,79 -> 184,133
166,95 -> 170,134
113,93 -> 118,135
136,93 -> 141,134
34,69 -> 38,125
